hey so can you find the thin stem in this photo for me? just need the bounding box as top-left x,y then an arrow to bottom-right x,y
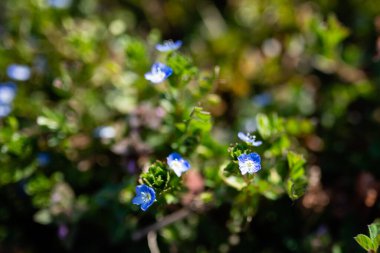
132,208 -> 191,241
147,231 -> 160,253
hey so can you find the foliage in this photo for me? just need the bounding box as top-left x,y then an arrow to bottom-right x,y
0,0 -> 380,252
355,221 -> 380,253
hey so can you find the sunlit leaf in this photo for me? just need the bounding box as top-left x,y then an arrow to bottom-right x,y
354,234 -> 373,251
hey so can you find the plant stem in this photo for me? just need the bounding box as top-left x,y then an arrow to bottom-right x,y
132,208 -> 191,241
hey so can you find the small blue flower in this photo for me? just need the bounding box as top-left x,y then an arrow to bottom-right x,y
144,62 -> 173,83
237,153 -> 261,175
7,64 -> 31,81
167,152 -> 190,177
252,93 -> 272,107
132,184 -> 156,211
0,104 -> 12,118
0,82 -> 17,104
238,132 -> 262,146
37,152 -> 51,167
156,40 -> 182,52
47,0 -> 72,8
94,126 -> 116,139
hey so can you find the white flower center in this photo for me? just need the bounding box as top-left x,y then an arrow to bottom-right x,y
170,160 -> 183,171
141,192 -> 151,203
243,160 -> 256,172
165,41 -> 175,47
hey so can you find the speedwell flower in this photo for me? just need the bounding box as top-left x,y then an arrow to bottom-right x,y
7,64 -> 31,81
48,0 -> 72,9
167,152 -> 191,177
0,104 -> 12,118
94,126 -> 116,139
238,132 -> 262,146
144,62 -> 173,83
237,152 -> 261,175
37,152 -> 51,167
0,82 -> 17,118
156,40 -> 182,52
132,184 -> 156,211
0,82 -> 17,104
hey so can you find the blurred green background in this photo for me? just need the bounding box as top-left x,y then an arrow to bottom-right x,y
1,0 -> 380,252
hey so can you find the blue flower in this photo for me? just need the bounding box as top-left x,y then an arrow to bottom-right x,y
0,82 -> 17,104
37,152 -> 51,167
0,104 -> 12,118
132,184 -> 156,211
237,153 -> 261,175
0,83 -> 16,118
167,152 -> 190,177
252,93 -> 272,107
47,0 -> 72,8
156,40 -> 182,52
94,126 -> 116,139
238,132 -> 262,146
144,62 -> 173,83
7,64 -> 31,81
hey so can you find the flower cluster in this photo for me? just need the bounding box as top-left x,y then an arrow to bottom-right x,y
237,132 -> 262,175
134,40 -> 187,211
133,152 -> 190,211
1,64 -> 31,118
144,39 -> 182,84
135,40 -> 263,212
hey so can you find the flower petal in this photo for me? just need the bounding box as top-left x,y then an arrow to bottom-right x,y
0,82 -> 17,104
237,152 -> 262,175
156,40 -> 182,52
248,153 -> 261,164
7,64 -> 31,81
145,62 -> 173,83
132,196 -> 144,205
0,104 -> 12,118
167,152 -> 182,163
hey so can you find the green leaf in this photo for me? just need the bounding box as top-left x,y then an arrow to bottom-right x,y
123,36 -> 149,71
6,117 -> 19,131
6,133 -> 30,156
287,151 -> 306,180
167,53 -> 198,82
369,221 -> 380,251
256,113 -> 284,139
256,113 -> 271,139
175,123 -> 186,132
141,161 -> 170,193
227,143 -> 247,160
374,235 -> 380,252
369,224 -> 378,241
219,162 -> 247,190
267,135 -> 291,156
34,209 -> 52,225
287,178 -> 307,201
257,180 -> 283,200
286,151 -> 307,200
354,234 -> 373,251
186,106 -> 212,135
